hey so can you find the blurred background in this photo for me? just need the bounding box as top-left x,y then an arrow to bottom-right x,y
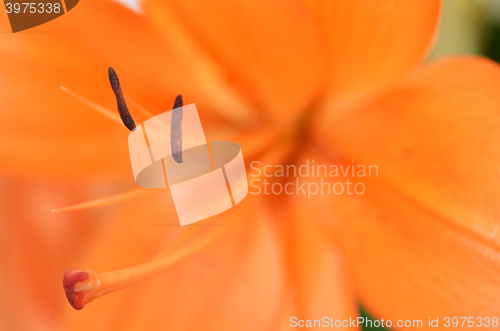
431,0 -> 500,63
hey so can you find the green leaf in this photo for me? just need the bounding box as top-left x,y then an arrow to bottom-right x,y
359,306 -> 390,331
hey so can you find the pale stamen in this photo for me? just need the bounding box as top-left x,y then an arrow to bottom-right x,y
52,188 -> 152,213
125,95 -> 155,119
60,86 -> 122,125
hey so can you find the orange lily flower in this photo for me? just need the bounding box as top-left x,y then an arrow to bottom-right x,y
3,0 -> 497,329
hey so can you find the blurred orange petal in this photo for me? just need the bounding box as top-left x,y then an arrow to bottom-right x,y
56,185 -> 358,329
273,194 -> 359,329
62,194 -> 286,330
302,0 -> 441,110
319,56 -> 500,245
321,181 -> 500,322
314,56 -> 500,319
145,0 -> 328,122
0,178 -> 121,330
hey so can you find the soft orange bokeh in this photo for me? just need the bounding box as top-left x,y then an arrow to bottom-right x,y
1,0 -> 499,330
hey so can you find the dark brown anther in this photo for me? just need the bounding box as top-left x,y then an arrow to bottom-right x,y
171,94 -> 183,163
108,67 -> 136,131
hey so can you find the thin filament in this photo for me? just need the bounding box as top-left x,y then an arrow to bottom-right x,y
52,188 -> 152,213
60,86 -> 122,125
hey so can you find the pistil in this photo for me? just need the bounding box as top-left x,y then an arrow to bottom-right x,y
63,225 -> 226,310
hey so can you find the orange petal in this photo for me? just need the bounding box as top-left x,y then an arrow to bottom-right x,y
145,0 -> 327,122
319,56 -> 500,246
62,194 -> 286,330
315,56 -> 500,319
52,1 -> 261,127
321,180 -> 500,323
271,193 -> 359,329
0,178 -> 122,330
302,0 -> 441,111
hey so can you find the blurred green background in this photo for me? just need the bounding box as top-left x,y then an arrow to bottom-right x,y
430,0 -> 500,62
361,0 -> 500,329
